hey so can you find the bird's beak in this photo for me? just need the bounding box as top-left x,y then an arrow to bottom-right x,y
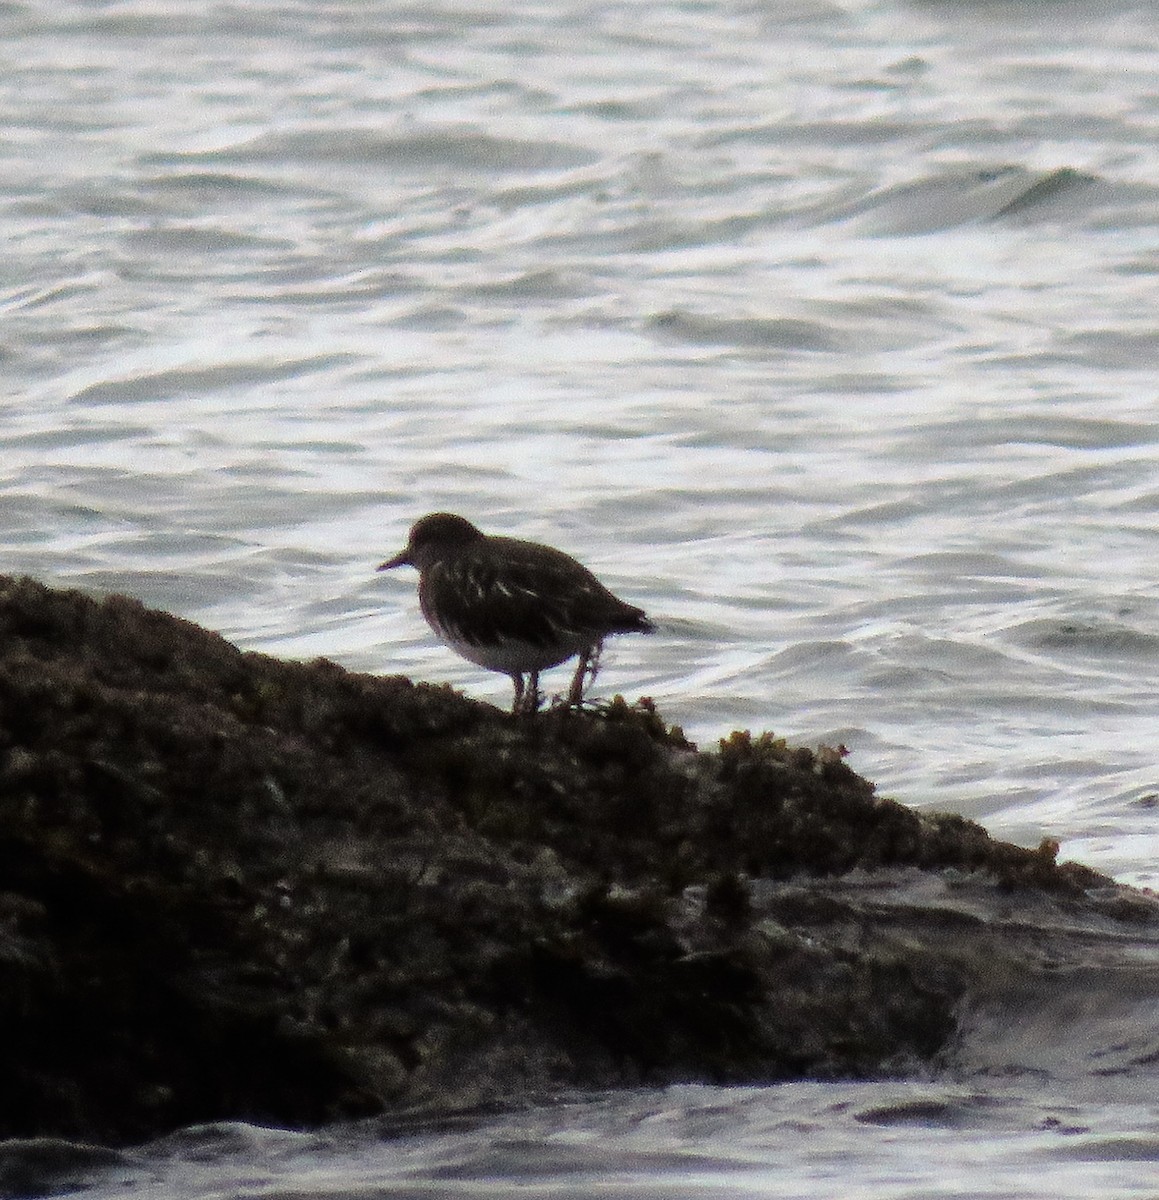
377,549 -> 410,571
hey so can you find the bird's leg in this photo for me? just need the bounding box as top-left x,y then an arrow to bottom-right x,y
566,655 -> 587,706
567,640 -> 603,707
513,670 -> 542,716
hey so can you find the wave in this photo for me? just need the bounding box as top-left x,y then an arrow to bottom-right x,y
821,165 -> 1103,235
647,309 -> 835,352
142,126 -> 597,174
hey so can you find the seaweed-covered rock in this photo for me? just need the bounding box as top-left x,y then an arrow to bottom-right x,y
0,574 -> 1153,1145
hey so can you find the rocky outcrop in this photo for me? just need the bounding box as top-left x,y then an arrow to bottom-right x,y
0,574 -> 1153,1146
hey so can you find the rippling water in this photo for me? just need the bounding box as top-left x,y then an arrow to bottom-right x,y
3,0 -> 1159,1192
18,1084 -> 1159,1200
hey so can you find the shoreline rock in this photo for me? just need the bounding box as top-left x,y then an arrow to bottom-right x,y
0,574 -> 1154,1147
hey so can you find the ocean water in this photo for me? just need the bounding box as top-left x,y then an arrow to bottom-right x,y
16,1084 -> 1159,1200
2,0 -> 1158,1193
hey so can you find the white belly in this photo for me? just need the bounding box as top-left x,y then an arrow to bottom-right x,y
436,628 -> 588,675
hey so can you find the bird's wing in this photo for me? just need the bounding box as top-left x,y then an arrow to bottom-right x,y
425,544 -> 636,650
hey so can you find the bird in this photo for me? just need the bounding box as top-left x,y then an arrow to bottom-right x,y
377,512 -> 653,715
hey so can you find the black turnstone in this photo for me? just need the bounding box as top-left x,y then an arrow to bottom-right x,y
378,512 -> 653,715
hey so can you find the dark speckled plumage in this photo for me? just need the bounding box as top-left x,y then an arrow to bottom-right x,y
378,513 -> 653,714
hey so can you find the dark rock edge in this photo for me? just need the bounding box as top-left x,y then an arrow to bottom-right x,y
0,574 -> 1154,1149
